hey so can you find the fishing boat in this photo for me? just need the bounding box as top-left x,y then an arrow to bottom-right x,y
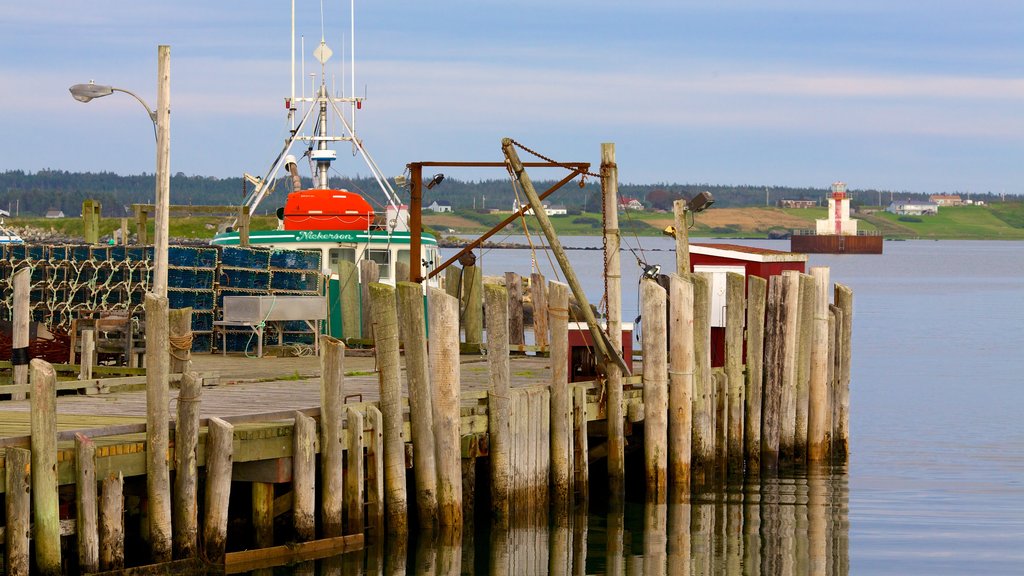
0,219 -> 24,245
211,1 -> 442,287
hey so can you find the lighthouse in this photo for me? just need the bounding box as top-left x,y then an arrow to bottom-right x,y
815,182 -> 858,236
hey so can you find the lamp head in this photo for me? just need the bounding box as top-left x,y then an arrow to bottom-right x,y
687,191 -> 715,213
69,81 -> 114,103
426,173 -> 445,190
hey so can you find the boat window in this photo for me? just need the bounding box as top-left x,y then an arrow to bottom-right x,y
365,249 -> 391,279
328,248 -> 356,269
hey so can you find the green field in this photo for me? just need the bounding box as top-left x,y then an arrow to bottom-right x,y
6,202 -> 1024,242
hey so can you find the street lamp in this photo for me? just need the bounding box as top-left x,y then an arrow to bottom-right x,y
68,46 -> 170,299
69,81 -> 158,141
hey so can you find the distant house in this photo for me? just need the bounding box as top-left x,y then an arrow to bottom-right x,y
779,199 -> 817,209
45,209 -> 65,219
887,201 -> 938,216
929,194 -> 962,206
620,197 -> 644,211
512,199 -> 568,216
427,200 -> 453,213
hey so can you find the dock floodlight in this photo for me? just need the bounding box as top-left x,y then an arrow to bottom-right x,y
687,191 -> 715,213
426,173 -> 445,190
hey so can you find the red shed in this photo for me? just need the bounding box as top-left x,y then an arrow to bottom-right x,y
689,243 -> 807,367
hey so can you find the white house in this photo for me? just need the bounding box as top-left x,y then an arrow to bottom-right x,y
45,209 -> 65,219
427,200 -> 452,213
512,199 -> 568,216
620,197 -> 644,211
887,201 -> 938,216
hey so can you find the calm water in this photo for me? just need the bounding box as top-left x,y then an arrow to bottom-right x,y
283,238 -> 1024,574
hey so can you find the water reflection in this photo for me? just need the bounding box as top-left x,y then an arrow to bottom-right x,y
266,466 -> 847,575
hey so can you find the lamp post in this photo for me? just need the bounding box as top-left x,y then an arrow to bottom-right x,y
69,45 -> 170,298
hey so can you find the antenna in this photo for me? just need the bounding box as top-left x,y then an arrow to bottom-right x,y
351,0 -> 357,136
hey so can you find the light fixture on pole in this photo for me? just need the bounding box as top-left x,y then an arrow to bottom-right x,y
69,81 -> 158,141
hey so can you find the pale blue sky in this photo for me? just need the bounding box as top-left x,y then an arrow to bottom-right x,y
1,1 -> 1021,194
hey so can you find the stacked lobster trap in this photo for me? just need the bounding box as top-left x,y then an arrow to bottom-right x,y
0,244 -> 324,357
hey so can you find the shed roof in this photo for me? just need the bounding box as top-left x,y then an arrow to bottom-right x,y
691,243 -> 808,263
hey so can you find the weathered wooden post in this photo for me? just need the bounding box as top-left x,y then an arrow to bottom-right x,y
762,275 -> 786,473
11,267 -> 29,401
395,259 -> 411,284
548,282 -> 572,516
808,267 -> 832,461
779,270 -> 801,464
6,447 -> 32,576
673,199 -> 690,275
359,260 -> 380,340
397,282 -> 438,530
725,272 -> 746,477
203,417 -> 234,564
345,407 -> 365,535
484,283 -> 512,525
462,263 -> 483,348
76,434 -> 100,573
120,217 -> 129,245
30,359 -> 60,575
833,283 -> 853,461
365,406 -> 386,541
506,272 -> 525,349
795,273 -> 815,463
320,335 -> 346,537
667,274 -> 693,495
173,371 -> 201,558
602,142 -> 626,503
80,329 -> 95,383
744,276 -> 768,476
691,273 -> 714,485
336,261 -> 360,341
444,266 -> 462,299
153,45 -> 171,297
83,199 -> 101,244
572,385 -> 589,505
428,288 -> 463,530
99,473 -> 124,570
641,279 -> 669,502
531,272 -> 549,352
292,411 -> 316,542
369,283 -> 408,535
145,292 -> 172,562
168,307 -> 193,374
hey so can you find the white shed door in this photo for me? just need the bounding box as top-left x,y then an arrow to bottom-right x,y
693,265 -> 746,327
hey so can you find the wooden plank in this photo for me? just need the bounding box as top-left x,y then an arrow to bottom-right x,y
224,533 -> 364,574
252,481 -> 275,548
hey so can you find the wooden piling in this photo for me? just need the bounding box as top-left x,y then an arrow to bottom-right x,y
359,260 -> 380,341
76,433 -> 100,573
395,260 -> 411,284
548,282 -> 572,516
173,371 -> 201,558
795,273 -> 815,463
99,472 -> 124,571
30,359 -> 60,575
603,143 -> 626,504
369,283 -> 408,535
725,272 -> 746,477
808,267 -> 832,461
428,288 -> 463,530
11,267 -> 29,401
506,272 -> 525,348
365,405 -> 386,541
5,447 -> 31,576
320,335 -> 346,537
397,282 -> 438,530
833,283 -> 853,460
80,329 -> 95,383
744,276 -> 767,476
572,385 -> 589,505
168,307 -> 193,374
829,307 -> 840,458
531,272 -> 549,351
667,274 -> 693,495
252,482 -> 274,548
203,417 -> 234,564
345,407 -> 365,535
292,411 -> 316,542
691,273 -> 714,485
761,275 -> 785,473
444,266 -> 462,299
779,271 -> 801,464
484,283 -> 512,525
144,292 -> 172,562
336,261 -> 361,341
462,264 -> 484,347
83,199 -> 101,244
641,279 -> 668,502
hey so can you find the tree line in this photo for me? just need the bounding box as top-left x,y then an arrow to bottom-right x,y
0,169 -> 1009,217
